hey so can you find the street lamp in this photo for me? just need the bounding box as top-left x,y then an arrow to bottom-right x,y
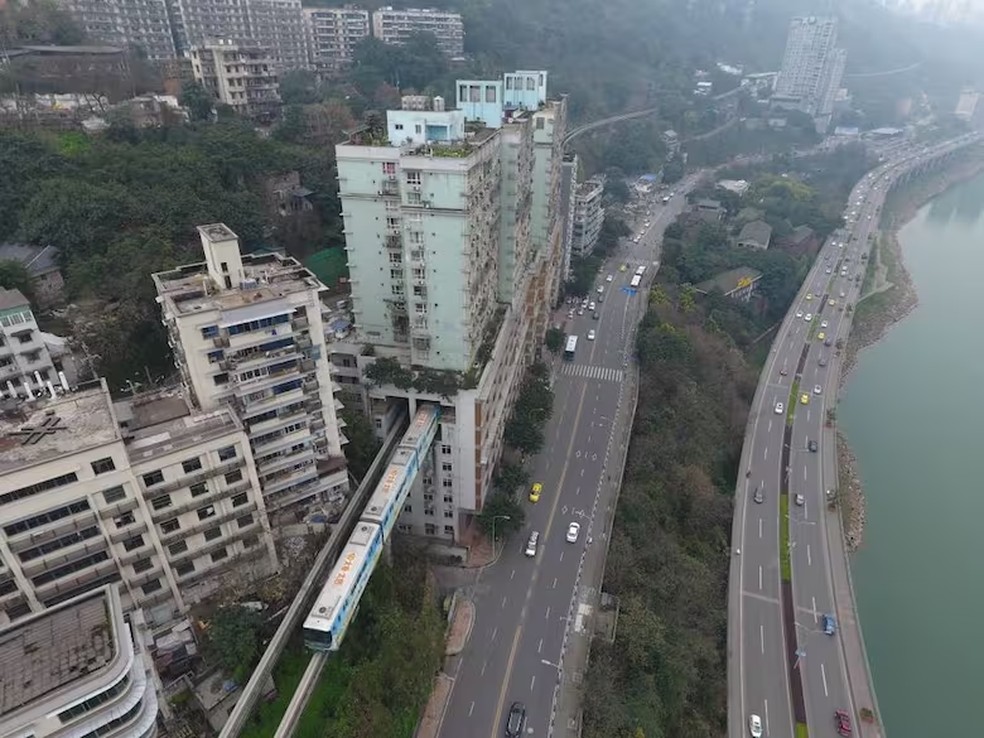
491,515 -> 511,560
541,658 -> 562,672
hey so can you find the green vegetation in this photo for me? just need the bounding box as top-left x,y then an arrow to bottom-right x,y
796,722 -> 810,738
503,362 -> 554,455
545,327 -> 565,354
779,495 -> 792,582
206,606 -> 264,684
583,283 -> 755,738
339,407 -> 381,482
787,380 -> 800,426
364,356 -> 470,397
303,248 -> 349,292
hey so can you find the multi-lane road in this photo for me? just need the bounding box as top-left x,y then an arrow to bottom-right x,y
437,180 -> 698,738
730,134 -> 981,738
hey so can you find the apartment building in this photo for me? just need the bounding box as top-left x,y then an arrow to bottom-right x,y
152,225 -> 349,521
0,585 -> 159,738
331,76 -> 564,542
190,39 -> 280,118
55,0 -> 176,61
371,6 -> 464,57
0,288 -> 76,400
572,177 -> 605,257
0,377 -> 277,630
558,153 -> 578,281
303,5 -> 370,72
774,16 -> 847,132
245,0 -> 308,71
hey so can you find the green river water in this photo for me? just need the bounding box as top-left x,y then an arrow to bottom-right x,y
839,170 -> 984,738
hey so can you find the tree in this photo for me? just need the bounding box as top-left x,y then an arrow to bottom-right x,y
0,260 -> 36,304
493,460 -> 529,496
340,407 -> 382,482
477,492 -> 525,537
545,327 -> 565,354
206,606 -> 263,683
180,81 -> 213,122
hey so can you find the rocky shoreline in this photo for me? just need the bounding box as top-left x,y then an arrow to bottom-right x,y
836,153 -> 984,552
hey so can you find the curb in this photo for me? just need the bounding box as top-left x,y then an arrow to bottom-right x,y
445,599 -> 475,657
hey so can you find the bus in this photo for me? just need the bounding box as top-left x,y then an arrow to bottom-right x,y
630,275 -> 642,288
564,335 -> 578,360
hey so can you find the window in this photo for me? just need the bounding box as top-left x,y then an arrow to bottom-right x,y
141,579 -> 162,595
114,511 -> 135,528
443,495 -> 453,504
382,161 -> 396,175
485,85 -> 497,103
142,470 -> 164,487
161,518 -> 180,534
190,482 -> 208,497
211,548 -> 229,563
406,170 -> 421,185
242,535 -> 258,549
394,123 -> 404,130
425,523 -> 437,535
442,478 -> 453,488
197,505 -> 216,521
91,458 -> 115,475
168,540 -> 188,556
122,535 -> 144,552
204,526 -> 222,541
2,472 -> 79,507
175,561 -> 195,577
404,504 -> 412,514
182,457 -> 203,474
232,492 -> 248,507
425,508 -> 435,517
237,514 -> 253,529
444,525 -> 455,536
225,470 -> 243,485
207,350 -> 224,363
441,444 -> 452,455
442,462 -> 453,472
133,558 -> 153,574
102,486 -> 126,504
201,325 -> 219,339
444,510 -> 454,519
218,445 -> 237,461
213,373 -> 229,386
151,495 -> 172,511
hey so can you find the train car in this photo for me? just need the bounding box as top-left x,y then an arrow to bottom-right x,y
303,522 -> 383,651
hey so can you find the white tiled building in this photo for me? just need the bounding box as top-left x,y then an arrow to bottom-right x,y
0,288 -> 73,399
572,178 -> 605,257
55,0 -> 176,61
303,5 -> 371,72
152,224 -> 349,521
774,16 -> 847,132
371,6 -> 464,57
189,39 -> 281,118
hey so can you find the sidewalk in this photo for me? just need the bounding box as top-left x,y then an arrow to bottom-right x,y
415,597 -> 475,738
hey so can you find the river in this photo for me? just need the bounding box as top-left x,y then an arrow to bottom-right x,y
839,170 -> 984,738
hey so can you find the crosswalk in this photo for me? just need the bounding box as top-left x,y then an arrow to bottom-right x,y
560,363 -> 625,383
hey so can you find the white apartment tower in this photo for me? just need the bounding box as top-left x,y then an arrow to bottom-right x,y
152,225 -> 349,521
303,5 -> 371,72
572,177 -> 605,257
56,0 -> 177,61
774,16 -> 847,132
190,39 -> 281,117
0,377 -> 277,630
371,6 -> 464,56
0,288 -> 72,400
331,77 -> 564,542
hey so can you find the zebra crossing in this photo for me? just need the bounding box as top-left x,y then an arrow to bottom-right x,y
560,363 -> 625,383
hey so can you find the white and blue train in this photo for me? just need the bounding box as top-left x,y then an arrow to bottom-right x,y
303,405 -> 441,652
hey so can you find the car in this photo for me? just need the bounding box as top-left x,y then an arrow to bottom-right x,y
774,401 -> 784,415
505,702 -> 527,738
819,356 -> 828,367
800,393 -> 809,405
644,220 -> 651,227
749,714 -> 763,738
566,521 -> 581,543
606,274 -> 614,282
808,439 -> 818,452
567,310 -> 574,319
588,301 -> 596,311
804,313 -> 813,322
820,320 -> 829,328
662,196 -> 670,203
753,487 -> 764,504
817,331 -> 826,341
829,299 -> 836,307
795,310 -> 804,319
620,263 -> 628,272
596,286 -> 604,295
577,307 -> 584,316
826,268 -> 833,274
592,311 -> 600,320
839,291 -> 846,298
823,613 -> 838,635
779,367 -> 788,376
529,482 -> 542,503
597,294 -> 603,303
814,384 -> 823,396
834,709 -> 852,737
806,293 -> 813,301
824,337 -> 833,347
795,493 -> 805,506
524,531 -> 539,557
633,236 -> 641,243
587,329 -> 596,341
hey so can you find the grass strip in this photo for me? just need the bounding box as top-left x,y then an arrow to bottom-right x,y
786,379 -> 799,427
796,722 -> 810,738
779,494 -> 791,582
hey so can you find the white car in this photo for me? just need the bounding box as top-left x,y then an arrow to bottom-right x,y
749,714 -> 763,738
804,313 -> 813,322
606,274 -> 614,282
795,310 -> 804,319
820,320 -> 828,328
588,301 -> 596,311
814,384 -> 822,395
525,531 -> 539,557
774,402 -> 784,415
825,268 -> 832,274
566,522 -> 581,543
840,291 -> 846,298
586,329 -> 596,341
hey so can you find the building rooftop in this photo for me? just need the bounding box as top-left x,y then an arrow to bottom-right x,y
695,267 -> 763,295
0,381 -> 119,475
153,251 -> 324,316
0,244 -> 60,277
0,588 -> 116,719
737,220 -> 773,247
116,393 -> 243,464
0,288 -> 29,312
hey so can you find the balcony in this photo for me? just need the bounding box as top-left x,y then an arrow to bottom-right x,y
292,315 -> 309,330
385,233 -> 402,250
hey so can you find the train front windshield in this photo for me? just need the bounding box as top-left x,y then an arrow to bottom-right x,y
303,626 -> 333,652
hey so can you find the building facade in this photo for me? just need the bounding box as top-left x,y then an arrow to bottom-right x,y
189,39 -> 280,117
55,0 -> 176,61
774,16 -> 847,132
0,288 -> 74,400
303,5 -> 370,72
152,225 -> 349,521
0,377 -> 277,630
244,0 -> 308,71
0,585 -> 159,738
558,153 -> 578,282
571,177 -> 605,257
371,6 -> 464,57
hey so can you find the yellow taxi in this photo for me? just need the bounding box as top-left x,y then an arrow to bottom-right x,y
529,482 -> 543,503
620,263 -> 628,272
817,331 -> 826,341
800,393 -> 810,405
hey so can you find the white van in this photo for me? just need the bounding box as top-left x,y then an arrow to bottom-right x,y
524,531 -> 539,557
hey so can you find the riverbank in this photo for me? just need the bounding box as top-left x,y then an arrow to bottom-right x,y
835,150 -> 984,550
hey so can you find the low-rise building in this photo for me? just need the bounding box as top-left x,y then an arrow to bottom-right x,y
716,179 -> 750,197
190,40 -> 280,119
662,129 -> 680,156
736,220 -> 773,250
0,288 -> 75,396
572,178 -> 605,256
0,244 -> 63,303
371,6 -> 464,57
694,267 -> 763,302
0,585 -> 159,738
693,198 -> 726,223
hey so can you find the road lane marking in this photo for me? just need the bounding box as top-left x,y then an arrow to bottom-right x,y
559,551 -> 564,562
530,675 -> 536,693
758,518 -> 763,539
821,662 -> 829,697
807,409 -> 811,422
803,466 -> 807,480
510,569 -> 515,580
491,627 -> 498,642
743,591 -> 780,605
501,596 -> 507,609
545,606 -> 550,621
537,639 -> 542,654
760,624 -> 765,654
763,447 -> 768,460
768,419 -> 773,432
764,699 -> 770,736
812,597 -> 818,621
807,544 -> 812,566
481,660 -> 487,676
469,701 -> 475,717
758,566 -> 763,590
552,577 -> 557,589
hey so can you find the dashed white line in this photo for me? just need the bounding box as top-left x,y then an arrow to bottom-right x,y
491,627 -> 498,642
468,701 -> 475,717
530,675 -> 536,693
559,551 -> 564,562
552,577 -> 557,589
764,699 -> 770,736
510,569 -> 515,580
821,662 -> 829,697
807,544 -> 812,566
758,566 -> 763,591
501,596 -> 507,609
803,466 -> 807,481
537,639 -> 542,654
812,597 -> 818,622
758,518 -> 763,539
760,624 -> 765,654
545,606 -> 551,621
764,447 -> 769,460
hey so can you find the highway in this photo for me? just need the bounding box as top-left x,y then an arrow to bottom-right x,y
437,178 -> 699,738
729,134 -> 981,738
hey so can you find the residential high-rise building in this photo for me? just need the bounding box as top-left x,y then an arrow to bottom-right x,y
56,0 -> 177,61
245,0 -> 308,71
774,16 -> 847,132
303,5 -> 370,72
558,153 -> 578,281
152,224 -> 349,521
0,288 -> 76,400
190,39 -> 280,118
371,6 -> 464,57
0,585 -> 159,738
164,0 -> 252,56
330,74 -> 565,542
0,377 -> 277,630
572,177 -> 605,257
